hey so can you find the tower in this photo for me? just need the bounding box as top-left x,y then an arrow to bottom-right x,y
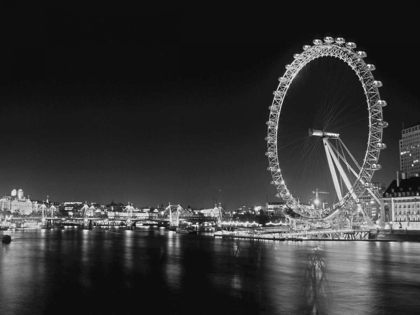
399,123 -> 420,178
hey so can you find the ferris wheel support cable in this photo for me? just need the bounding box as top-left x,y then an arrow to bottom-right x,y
337,140 -> 353,183
329,146 -> 383,209
324,139 -> 359,203
296,140 -> 321,190
328,139 -> 361,180
320,64 -> 351,127
324,139 -> 343,200
338,138 -> 362,171
298,138 -> 322,188
338,141 -> 346,196
276,135 -> 309,151
333,114 -> 367,133
326,100 -> 362,130
323,86 -> 347,129
324,97 -> 353,130
327,86 -> 358,127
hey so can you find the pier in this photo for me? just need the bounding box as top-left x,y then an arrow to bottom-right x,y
215,228 -> 371,241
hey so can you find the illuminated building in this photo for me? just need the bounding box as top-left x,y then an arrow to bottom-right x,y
400,123 -> 420,178
59,202 -> 84,214
265,201 -> 286,215
0,189 -> 34,215
382,176 -> 420,230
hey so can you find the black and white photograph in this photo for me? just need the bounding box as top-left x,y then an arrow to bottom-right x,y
1,2 -> 420,314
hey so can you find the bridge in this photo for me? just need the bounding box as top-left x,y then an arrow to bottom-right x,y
28,203 -> 221,230
4,203 -> 222,230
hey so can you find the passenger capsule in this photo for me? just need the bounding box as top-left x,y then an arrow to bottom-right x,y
324,36 -> 334,44
366,64 -> 376,71
293,53 -> 300,59
313,39 -> 323,45
373,81 -> 383,88
356,51 -> 367,58
285,64 -> 291,70
346,42 -> 357,49
378,121 -> 389,128
375,100 -> 387,107
335,37 -> 345,44
302,45 -> 311,51
278,79 -> 288,86
376,143 -> 387,150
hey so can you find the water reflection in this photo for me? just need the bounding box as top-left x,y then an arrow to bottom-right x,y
300,246 -> 329,314
2,230 -> 420,314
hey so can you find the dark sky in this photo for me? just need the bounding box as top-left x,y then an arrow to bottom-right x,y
0,3 -> 419,209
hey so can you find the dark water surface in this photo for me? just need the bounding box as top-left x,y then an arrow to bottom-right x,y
1,227 -> 420,315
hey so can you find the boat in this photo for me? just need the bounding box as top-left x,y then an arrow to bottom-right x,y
2,234 -> 12,244
176,227 -> 197,235
54,223 -> 65,229
214,231 -> 223,237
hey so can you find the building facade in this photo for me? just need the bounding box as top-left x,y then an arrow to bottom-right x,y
266,201 -> 286,215
0,189 -> 34,215
400,123 -> 420,178
382,177 -> 420,230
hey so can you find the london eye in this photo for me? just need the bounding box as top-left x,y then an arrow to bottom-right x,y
266,36 -> 387,228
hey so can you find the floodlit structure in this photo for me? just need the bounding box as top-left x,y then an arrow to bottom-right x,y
0,188 -> 33,215
266,36 -> 387,228
382,176 -> 420,230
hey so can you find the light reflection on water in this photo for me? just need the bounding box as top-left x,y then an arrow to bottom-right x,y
1,229 -> 420,314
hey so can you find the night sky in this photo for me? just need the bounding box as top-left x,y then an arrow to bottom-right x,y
1,3 -> 419,209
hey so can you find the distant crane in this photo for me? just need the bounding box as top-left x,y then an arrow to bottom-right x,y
312,189 -> 329,209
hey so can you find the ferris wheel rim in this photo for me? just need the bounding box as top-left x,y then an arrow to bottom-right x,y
266,37 -> 386,214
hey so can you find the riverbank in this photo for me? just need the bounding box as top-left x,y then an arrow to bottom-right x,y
214,228 -> 420,242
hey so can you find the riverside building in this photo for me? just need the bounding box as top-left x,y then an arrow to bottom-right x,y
382,176 -> 420,230
400,123 -> 420,178
0,189 -> 34,215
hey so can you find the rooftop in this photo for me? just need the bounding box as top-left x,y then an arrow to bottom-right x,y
383,176 -> 420,198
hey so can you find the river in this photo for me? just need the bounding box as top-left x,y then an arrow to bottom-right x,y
1,227 -> 420,314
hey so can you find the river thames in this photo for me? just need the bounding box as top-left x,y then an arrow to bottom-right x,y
1,227 -> 420,314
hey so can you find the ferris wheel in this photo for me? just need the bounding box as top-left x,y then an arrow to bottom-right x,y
266,36 -> 387,221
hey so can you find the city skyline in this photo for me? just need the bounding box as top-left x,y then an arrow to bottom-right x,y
1,3 -> 419,209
